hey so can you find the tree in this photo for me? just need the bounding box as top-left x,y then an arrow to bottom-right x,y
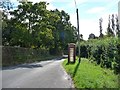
3,1 -> 55,48
88,33 -> 96,39
1,0 -> 15,46
107,15 -> 114,37
80,34 -> 84,41
1,0 -> 14,46
0,0 -> 13,10
49,9 -> 77,55
111,14 -> 115,35
99,18 -> 103,38
2,1 -> 77,55
2,12 -> 11,46
115,14 -> 120,37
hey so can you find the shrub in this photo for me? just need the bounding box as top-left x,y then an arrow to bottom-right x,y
2,46 -> 50,66
78,37 -> 120,74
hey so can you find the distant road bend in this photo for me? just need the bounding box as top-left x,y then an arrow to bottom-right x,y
2,58 -> 74,88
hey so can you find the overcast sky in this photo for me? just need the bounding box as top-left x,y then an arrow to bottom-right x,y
11,0 -> 120,39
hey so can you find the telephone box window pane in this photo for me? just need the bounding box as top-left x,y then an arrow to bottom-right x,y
70,48 -> 74,62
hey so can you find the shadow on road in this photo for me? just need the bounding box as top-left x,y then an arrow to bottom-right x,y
2,63 -> 43,70
51,56 -> 67,62
52,57 -> 63,61
2,57 -> 64,70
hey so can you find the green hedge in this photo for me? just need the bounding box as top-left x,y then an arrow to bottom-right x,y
78,37 -> 120,74
2,46 -> 54,66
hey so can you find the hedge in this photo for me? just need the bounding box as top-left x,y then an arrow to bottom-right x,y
78,37 -> 120,74
2,46 -> 50,66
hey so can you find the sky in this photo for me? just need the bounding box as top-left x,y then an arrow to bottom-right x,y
10,0 -> 120,40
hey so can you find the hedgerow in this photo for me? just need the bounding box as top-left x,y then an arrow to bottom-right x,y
79,37 -> 120,74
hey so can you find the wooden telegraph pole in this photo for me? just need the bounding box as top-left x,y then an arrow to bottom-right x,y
74,0 -> 81,63
76,8 -> 81,63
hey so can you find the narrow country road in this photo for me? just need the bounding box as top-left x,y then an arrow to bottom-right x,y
2,58 -> 74,88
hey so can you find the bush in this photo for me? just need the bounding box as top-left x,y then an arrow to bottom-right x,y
78,37 -> 120,74
114,43 -> 120,74
80,45 -> 88,58
2,46 -> 50,66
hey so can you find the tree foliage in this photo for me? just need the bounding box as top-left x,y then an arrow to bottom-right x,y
0,0 -> 13,10
2,1 -> 77,55
79,37 -> 120,74
99,18 -> 103,38
106,14 -> 120,37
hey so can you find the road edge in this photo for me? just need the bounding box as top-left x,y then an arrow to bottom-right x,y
60,59 -> 75,88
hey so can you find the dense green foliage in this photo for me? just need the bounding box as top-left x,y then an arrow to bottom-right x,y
2,46 -> 60,66
79,37 -> 120,74
106,14 -> 120,37
62,59 -> 119,88
2,1 -> 77,55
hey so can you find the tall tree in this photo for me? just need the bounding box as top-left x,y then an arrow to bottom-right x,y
115,14 -> 120,37
111,14 -> 115,36
0,0 -> 13,10
88,33 -> 96,39
49,9 -> 77,54
107,15 -> 114,37
99,18 -> 103,38
2,1 -> 77,55
3,1 -> 55,48
1,0 -> 14,46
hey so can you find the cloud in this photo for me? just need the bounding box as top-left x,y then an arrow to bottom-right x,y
65,0 -> 89,9
47,3 -> 56,10
10,0 -> 19,6
43,0 -> 88,3
69,12 -> 118,40
70,13 -> 100,40
87,7 -> 105,14
96,0 -> 119,18
119,1 -> 120,25
70,14 -> 77,27
10,0 -> 19,3
28,0 -> 53,3
79,19 -> 100,40
78,13 -> 118,40
101,12 -> 118,34
85,0 -> 113,3
9,0 -> 119,40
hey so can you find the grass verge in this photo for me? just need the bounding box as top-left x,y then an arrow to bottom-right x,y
62,58 -> 119,88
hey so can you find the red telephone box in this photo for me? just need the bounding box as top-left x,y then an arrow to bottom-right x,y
68,43 -> 76,63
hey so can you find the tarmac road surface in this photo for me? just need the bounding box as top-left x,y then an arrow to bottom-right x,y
2,58 -> 74,88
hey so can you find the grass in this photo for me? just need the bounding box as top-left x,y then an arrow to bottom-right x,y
62,58 -> 119,88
